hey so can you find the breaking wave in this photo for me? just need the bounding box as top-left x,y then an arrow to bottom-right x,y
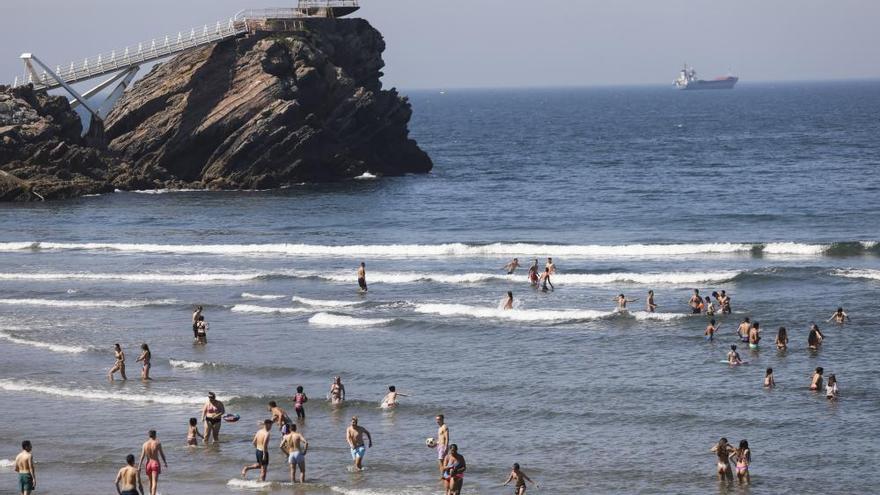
241,292 -> 287,300
0,298 -> 177,308
230,304 -> 312,314
0,332 -> 88,353
414,303 -> 612,322
0,272 -> 262,283
0,379 -> 220,405
308,313 -> 394,327
292,296 -> 364,307
831,269 -> 880,281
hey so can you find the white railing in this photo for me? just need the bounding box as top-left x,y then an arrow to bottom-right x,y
297,0 -> 359,8
15,18 -> 247,90
234,8 -> 304,21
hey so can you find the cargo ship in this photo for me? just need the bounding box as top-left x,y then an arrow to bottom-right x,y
673,64 -> 738,90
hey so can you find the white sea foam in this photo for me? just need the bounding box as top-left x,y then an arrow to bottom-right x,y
0,459 -> 14,468
241,292 -> 287,300
0,379 -> 212,405
354,172 -> 378,180
761,242 -> 826,255
308,313 -> 393,327
0,332 -> 88,353
628,311 -> 690,321
548,271 -> 739,285
0,272 -> 261,283
0,298 -> 177,308
414,303 -> 612,322
127,188 -> 206,194
169,359 -> 208,369
330,486 -> 431,495
832,269 -> 880,281
230,304 -> 312,314
861,241 -> 878,249
292,296 -> 363,307
226,479 -> 276,489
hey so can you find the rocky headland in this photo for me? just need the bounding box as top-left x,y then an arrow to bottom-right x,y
0,18 -> 432,201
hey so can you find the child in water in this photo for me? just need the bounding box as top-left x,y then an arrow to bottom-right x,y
293,386 -> 308,420
502,463 -> 537,494
705,319 -> 719,341
825,374 -> 838,400
186,417 -> 203,446
764,368 -> 775,388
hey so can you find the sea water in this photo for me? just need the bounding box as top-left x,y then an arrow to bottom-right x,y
1,82 -> 879,494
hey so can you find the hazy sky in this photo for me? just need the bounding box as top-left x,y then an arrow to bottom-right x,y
1,0 -> 878,89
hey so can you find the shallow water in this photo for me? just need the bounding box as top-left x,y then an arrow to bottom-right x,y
1,82 -> 879,494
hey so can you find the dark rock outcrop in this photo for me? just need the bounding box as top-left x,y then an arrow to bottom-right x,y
0,18 -> 431,201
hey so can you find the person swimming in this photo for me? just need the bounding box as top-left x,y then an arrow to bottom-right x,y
727,345 -> 743,365
381,385 -> 408,409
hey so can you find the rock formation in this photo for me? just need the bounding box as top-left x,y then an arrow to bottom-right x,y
0,17 -> 431,201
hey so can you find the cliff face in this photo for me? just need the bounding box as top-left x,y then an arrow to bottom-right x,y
0,18 -> 431,200
105,18 -> 432,190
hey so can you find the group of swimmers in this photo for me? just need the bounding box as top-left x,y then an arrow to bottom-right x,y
503,257 -> 556,291
108,343 -> 153,382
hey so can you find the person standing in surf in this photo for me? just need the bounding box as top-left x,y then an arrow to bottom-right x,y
136,344 -> 152,381
764,368 -> 775,388
293,386 -> 308,420
545,258 -> 556,274
688,289 -> 702,314
808,323 -> 824,350
502,463 -> 537,495
646,290 -> 657,312
748,322 -> 761,350
775,327 -> 788,350
137,430 -> 167,495
527,259 -> 539,287
346,416 -> 372,471
201,392 -> 225,444
329,376 -> 346,405
241,420 -> 272,481
442,444 -> 466,495
719,290 -> 732,314
381,385 -> 408,409
191,305 -> 203,340
736,318 -> 751,343
539,268 -> 554,291
435,415 -> 450,472
711,437 -> 735,482
108,343 -> 127,381
280,423 -> 308,483
114,453 -> 143,495
810,367 -> 824,391
827,307 -> 850,324
268,401 -> 292,430
502,291 -> 514,310
503,258 -> 520,274
705,319 -> 720,341
727,345 -> 743,365
825,374 -> 839,400
733,440 -> 751,485
357,262 -> 367,292
614,294 -> 635,311
14,440 -> 35,495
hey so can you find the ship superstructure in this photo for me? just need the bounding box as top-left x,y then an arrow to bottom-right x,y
673,64 -> 737,90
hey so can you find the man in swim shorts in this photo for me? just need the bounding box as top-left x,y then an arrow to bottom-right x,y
137,430 -> 167,495
268,401 -> 292,430
346,416 -> 373,470
442,444 -> 466,495
115,454 -> 143,495
242,420 -> 273,481
545,257 -> 556,274
688,289 -> 702,314
435,415 -> 450,472
503,258 -> 520,274
711,437 -> 735,482
14,440 -> 35,495
357,262 -> 367,292
280,423 -> 309,483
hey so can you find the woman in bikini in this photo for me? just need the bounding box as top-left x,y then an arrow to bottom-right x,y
201,392 -> 225,444
810,367 -> 824,391
108,343 -> 127,381
136,343 -> 151,380
808,324 -> 824,350
827,307 -> 850,324
775,327 -> 788,350
733,440 -> 751,484
329,376 -> 346,405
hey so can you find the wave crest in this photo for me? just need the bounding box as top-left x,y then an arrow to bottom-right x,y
308,313 -> 394,327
